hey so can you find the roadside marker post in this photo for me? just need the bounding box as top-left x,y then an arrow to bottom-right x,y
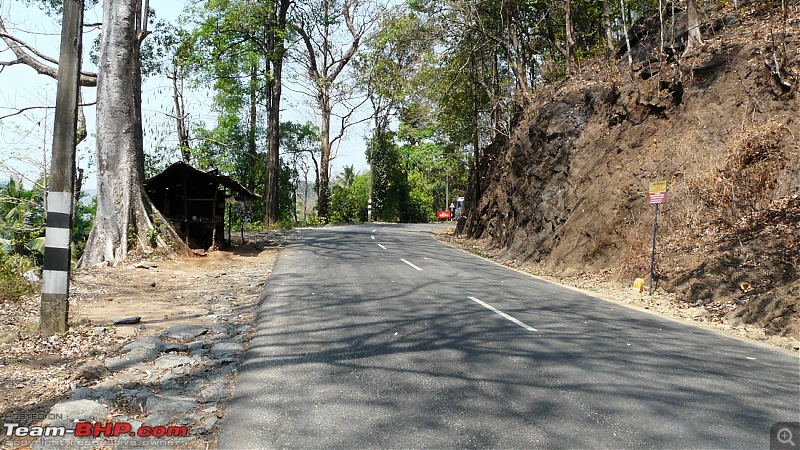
647,181 -> 667,295
40,0 -> 83,335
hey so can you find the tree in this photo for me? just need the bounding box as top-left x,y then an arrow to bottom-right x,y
2,2 -> 188,268
334,165 -> 356,189
281,121 -> 321,221
685,0 -> 703,54
80,0 -> 189,266
188,0 -> 291,225
355,8 -> 433,221
292,0 -> 376,220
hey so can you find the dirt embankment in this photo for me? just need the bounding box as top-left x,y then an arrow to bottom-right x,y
458,4 -> 800,339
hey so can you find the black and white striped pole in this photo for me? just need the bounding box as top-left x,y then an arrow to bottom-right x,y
40,0 -> 83,335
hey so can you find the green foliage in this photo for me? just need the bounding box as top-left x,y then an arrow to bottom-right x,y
0,253 -> 33,302
72,196 -> 96,259
0,179 -> 44,301
329,173 -> 368,224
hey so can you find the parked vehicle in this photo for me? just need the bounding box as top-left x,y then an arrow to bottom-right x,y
454,197 -> 464,220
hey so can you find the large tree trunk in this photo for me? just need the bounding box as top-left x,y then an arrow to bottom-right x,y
264,69 -> 281,225
263,0 -> 290,225
685,0 -> 703,54
565,0 -> 576,75
80,0 -> 188,267
317,85 -> 332,220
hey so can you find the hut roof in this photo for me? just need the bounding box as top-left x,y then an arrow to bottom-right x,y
144,162 -> 260,199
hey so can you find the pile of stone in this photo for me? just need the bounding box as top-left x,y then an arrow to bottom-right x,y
34,319 -> 251,449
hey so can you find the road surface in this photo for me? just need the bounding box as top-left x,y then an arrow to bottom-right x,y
220,224 -> 800,449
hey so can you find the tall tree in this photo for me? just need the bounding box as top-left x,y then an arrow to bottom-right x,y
2,1 -> 189,267
292,0 -> 375,220
81,0 -> 189,266
189,0 -> 291,225
356,8 -> 432,221
264,0 -> 291,226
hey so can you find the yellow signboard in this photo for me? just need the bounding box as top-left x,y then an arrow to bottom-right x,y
649,181 -> 667,194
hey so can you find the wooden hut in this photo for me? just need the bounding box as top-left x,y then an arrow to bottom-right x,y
144,162 -> 259,249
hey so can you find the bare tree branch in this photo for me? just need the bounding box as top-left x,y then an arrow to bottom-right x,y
0,15 -> 98,86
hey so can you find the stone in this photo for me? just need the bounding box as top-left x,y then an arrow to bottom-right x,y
0,330 -> 20,344
190,349 -> 210,358
200,380 -> 230,402
122,336 -> 162,354
113,316 -> 142,325
116,373 -> 147,385
202,416 -> 218,431
187,341 -> 205,352
211,323 -> 235,335
154,354 -> 194,369
23,269 -> 40,283
173,365 -> 193,376
160,372 -> 175,383
105,347 -> 159,371
210,341 -> 243,358
70,385 -> 118,406
43,400 -> 109,428
145,394 -> 198,414
143,413 -> 171,427
70,360 -> 109,382
133,261 -> 158,269
157,341 -> 188,353
160,324 -> 208,340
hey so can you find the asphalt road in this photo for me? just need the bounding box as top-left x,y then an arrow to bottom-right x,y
219,224 -> 800,449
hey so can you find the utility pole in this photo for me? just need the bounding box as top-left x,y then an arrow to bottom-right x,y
40,0 -> 83,335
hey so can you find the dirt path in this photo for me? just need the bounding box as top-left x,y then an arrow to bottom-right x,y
0,230 -> 303,449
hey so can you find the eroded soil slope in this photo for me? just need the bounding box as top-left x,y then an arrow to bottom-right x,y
459,4 -> 800,338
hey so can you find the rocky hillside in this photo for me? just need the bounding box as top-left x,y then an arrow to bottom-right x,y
458,3 -> 800,338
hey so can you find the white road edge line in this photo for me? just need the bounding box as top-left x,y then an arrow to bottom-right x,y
401,259 -> 423,271
378,244 -> 387,250
468,297 -> 538,332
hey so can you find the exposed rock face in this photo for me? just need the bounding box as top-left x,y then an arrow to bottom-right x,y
458,8 -> 800,336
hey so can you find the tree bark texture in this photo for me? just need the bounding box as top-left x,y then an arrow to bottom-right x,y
80,0 -> 187,267
565,0 -> 576,75
602,0 -> 614,52
685,0 -> 703,53
317,85 -> 333,219
264,0 -> 290,225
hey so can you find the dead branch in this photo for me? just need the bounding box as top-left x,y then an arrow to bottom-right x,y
0,15 -> 98,87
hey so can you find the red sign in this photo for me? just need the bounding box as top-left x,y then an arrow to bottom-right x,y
437,210 -> 451,219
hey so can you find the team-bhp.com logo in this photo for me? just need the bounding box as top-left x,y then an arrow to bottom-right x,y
4,422 -> 189,438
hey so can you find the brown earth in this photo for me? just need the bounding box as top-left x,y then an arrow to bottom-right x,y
458,3 -> 800,340
0,230 -> 299,449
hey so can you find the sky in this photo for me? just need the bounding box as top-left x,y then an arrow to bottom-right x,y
0,0 -> 370,191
